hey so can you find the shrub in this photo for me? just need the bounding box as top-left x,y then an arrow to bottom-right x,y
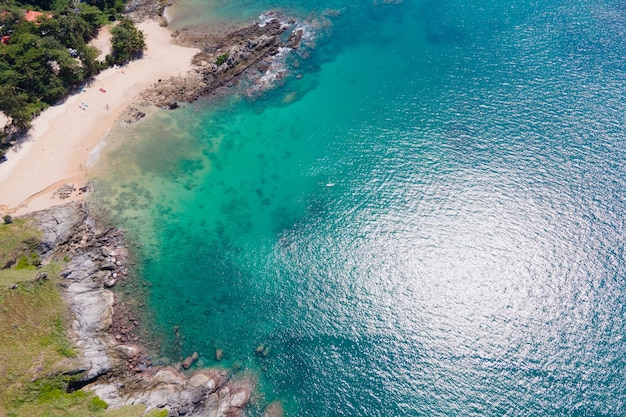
15,255 -> 35,270
215,53 -> 229,66
2,215 -> 12,225
29,253 -> 40,267
88,396 -> 108,411
107,7 -> 118,21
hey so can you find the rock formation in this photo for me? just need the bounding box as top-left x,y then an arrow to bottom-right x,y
91,368 -> 255,417
139,12 -> 312,107
29,203 -> 255,416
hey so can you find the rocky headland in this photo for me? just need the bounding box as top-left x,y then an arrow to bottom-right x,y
129,7 -> 340,110
138,13 -> 306,108
29,202 -> 256,416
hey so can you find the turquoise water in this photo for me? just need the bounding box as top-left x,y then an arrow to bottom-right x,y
94,0 -> 626,415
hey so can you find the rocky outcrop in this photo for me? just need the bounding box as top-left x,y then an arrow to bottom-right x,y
125,0 -> 171,23
31,203 -> 85,254
61,250 -> 116,380
32,203 -> 116,381
91,368 -> 254,417
140,13 -> 311,107
28,202 -> 256,416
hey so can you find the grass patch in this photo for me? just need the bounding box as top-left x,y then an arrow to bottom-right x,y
89,396 -> 109,412
14,254 -> 38,270
0,219 -> 42,270
6,378 -> 155,416
0,279 -> 73,405
146,410 -> 169,417
0,262 -> 62,289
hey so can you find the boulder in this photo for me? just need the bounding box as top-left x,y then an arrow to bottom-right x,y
263,401 -> 285,417
229,385 -> 251,408
99,262 -> 116,271
182,352 -> 199,369
114,344 -> 140,360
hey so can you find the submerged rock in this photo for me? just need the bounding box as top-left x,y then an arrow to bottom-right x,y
255,344 -> 271,357
263,401 -> 285,417
182,351 -> 199,369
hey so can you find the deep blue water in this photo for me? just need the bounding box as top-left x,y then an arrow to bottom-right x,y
93,0 -> 626,415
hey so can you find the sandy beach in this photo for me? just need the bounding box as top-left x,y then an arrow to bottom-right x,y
0,20 -> 200,215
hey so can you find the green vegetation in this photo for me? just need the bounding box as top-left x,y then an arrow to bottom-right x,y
14,253 -> 38,270
215,52 -> 229,66
0,2 -> 104,130
89,396 -> 109,411
0,218 -> 50,288
107,17 -> 144,65
0,279 -> 80,410
0,217 -> 42,270
0,218 -> 166,416
0,0 -> 145,137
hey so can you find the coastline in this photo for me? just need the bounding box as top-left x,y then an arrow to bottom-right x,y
0,8 -> 310,415
0,20 -> 200,216
28,202 -> 256,416
0,6 -> 312,217
3,0 -> 623,415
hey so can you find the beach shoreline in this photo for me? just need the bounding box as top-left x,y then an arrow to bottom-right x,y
0,20 -> 200,216
0,6 -> 312,416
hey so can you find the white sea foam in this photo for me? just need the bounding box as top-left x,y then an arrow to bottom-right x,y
162,6 -> 172,25
258,11 -> 279,27
246,14 -> 318,96
248,46 -> 291,95
295,21 -> 315,47
87,136 -> 107,168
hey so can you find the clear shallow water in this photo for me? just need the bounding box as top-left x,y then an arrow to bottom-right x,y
93,0 -> 626,415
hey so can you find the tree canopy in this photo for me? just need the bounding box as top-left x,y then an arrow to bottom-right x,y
0,0 -> 143,134
108,17 -> 144,65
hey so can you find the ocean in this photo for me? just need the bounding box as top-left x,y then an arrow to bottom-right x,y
91,0 -> 626,415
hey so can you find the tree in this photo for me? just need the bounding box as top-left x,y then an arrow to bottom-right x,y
0,0 -> 111,130
0,85 -> 31,129
76,2 -> 109,27
79,45 -> 102,77
108,17 -> 144,65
